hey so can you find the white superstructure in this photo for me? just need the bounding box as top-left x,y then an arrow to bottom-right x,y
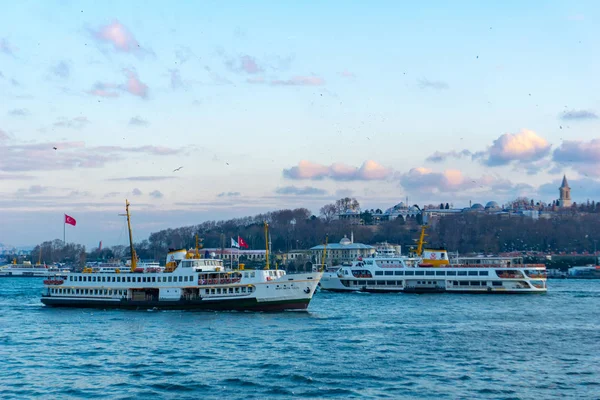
320,254 -> 547,294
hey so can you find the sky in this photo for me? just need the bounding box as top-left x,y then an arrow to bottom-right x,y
1,0 -> 599,248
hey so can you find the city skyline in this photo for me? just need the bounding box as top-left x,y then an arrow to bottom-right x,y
1,1 -> 599,247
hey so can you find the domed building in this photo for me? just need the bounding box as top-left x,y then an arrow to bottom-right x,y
471,203 -> 484,210
310,233 -> 375,264
485,201 -> 500,210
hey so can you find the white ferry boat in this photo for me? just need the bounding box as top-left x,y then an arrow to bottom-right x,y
41,201 -> 322,311
320,227 -> 547,294
0,260 -> 68,278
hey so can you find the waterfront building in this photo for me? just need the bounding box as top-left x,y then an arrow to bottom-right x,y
310,234 -> 375,264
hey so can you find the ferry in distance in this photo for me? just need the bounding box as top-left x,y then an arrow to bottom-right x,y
319,226 -> 547,294
41,200 -> 322,311
0,260 -> 69,278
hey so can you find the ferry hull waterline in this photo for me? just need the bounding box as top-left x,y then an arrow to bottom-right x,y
40,200 -> 323,312
40,297 -> 312,311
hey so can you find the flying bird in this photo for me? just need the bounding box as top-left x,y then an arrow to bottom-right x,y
173,166 -> 183,172
53,147 -> 57,150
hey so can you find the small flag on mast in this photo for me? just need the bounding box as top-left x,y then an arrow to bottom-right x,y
231,237 -> 239,248
64,214 -> 77,226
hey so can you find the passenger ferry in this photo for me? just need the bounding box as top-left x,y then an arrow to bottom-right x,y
0,260 -> 69,278
320,226 -> 547,294
41,201 -> 322,311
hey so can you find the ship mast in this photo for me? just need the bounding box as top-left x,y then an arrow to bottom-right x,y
264,222 -> 270,270
126,200 -> 138,272
321,235 -> 328,270
416,225 -> 428,256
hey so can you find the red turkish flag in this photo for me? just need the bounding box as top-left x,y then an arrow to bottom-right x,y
64,214 -> 77,226
238,236 -> 249,248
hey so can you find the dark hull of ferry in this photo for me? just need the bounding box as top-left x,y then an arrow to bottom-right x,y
41,296 -> 310,311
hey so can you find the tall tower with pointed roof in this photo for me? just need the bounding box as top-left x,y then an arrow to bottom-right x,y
558,175 -> 571,207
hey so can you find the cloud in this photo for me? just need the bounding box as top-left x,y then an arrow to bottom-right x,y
418,79 -> 449,90
0,173 -> 33,181
0,142 -> 183,172
479,129 -> 551,166
91,20 -> 142,53
553,139 -> 600,177
226,54 -> 263,74
132,188 -> 142,196
426,149 -> 472,163
103,191 -> 120,198
400,168 -> 473,193
399,167 -> 532,195
271,76 -> 325,86
94,145 -> 181,156
87,82 -> 120,97
275,186 -> 327,196
283,160 -> 392,181
0,129 -> 8,141
16,185 -> 49,195
559,109 -> 598,121
51,61 -> 70,78
87,69 -> 148,98
0,38 -> 16,55
107,176 -> 177,182
217,191 -> 241,197
149,190 -> 164,199
8,109 -> 29,117
53,116 -> 89,129
338,70 -> 355,78
129,116 -> 149,126
121,69 -> 148,98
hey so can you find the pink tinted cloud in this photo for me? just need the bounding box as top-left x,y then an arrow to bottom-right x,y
283,160 -> 392,181
240,55 -> 262,74
92,20 -> 140,52
480,129 -> 551,166
338,70 -> 355,78
121,69 -> 148,98
87,70 -> 148,99
400,167 -> 515,194
271,76 -> 325,86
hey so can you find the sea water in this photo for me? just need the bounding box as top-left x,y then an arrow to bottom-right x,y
0,279 -> 598,399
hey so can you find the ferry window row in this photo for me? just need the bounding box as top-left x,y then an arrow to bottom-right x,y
374,270 -> 489,276
51,288 -> 126,296
347,280 -> 403,286
204,286 -> 253,295
450,281 -> 502,286
69,275 -> 195,283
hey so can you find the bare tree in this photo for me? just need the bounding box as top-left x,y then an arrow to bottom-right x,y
319,203 -> 337,223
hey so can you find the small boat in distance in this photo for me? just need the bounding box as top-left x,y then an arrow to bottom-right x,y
320,225 -> 547,294
41,200 -> 322,311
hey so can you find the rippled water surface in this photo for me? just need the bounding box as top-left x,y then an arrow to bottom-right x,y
1,279 -> 599,399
